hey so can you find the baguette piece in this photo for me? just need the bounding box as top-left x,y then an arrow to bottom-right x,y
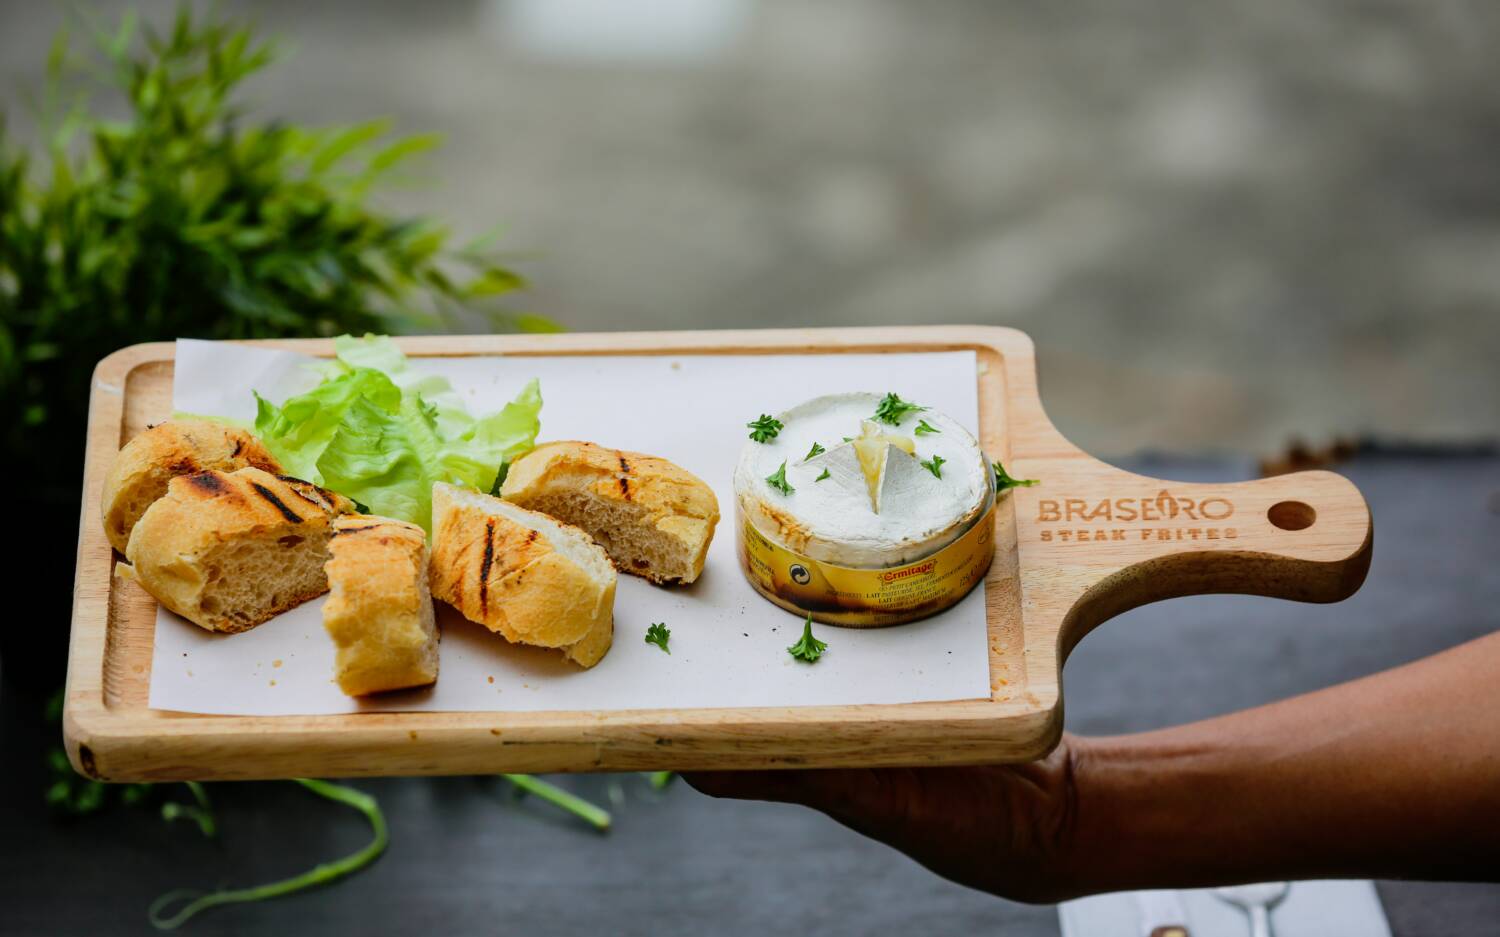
102,420 -> 283,553
125,467 -> 355,633
323,515 -> 439,696
429,482 -> 615,668
501,441 -> 719,585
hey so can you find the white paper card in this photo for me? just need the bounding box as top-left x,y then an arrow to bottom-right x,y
148,339 -> 992,715
1059,881 -> 1392,937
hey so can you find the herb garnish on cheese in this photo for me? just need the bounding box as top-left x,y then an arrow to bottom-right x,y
765,461 -> 794,495
733,392 -> 991,569
872,392 -> 926,426
747,414 -> 784,443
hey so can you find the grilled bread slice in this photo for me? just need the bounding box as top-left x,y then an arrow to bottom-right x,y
125,467 -> 355,633
500,441 -> 719,585
323,515 -> 439,696
429,482 -> 615,668
102,420 -> 283,553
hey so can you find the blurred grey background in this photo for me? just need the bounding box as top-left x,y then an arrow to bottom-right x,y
4,5 -> 1498,934
4,0 -> 1497,455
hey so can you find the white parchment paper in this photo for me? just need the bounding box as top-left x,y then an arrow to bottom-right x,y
148,339 -> 991,715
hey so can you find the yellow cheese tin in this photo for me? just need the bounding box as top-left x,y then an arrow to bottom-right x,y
736,477 -> 997,628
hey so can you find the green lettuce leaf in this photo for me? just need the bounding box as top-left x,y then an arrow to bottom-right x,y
252,335 -> 541,531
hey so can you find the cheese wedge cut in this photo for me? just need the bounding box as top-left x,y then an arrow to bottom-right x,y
734,393 -> 989,568
851,420 -> 916,512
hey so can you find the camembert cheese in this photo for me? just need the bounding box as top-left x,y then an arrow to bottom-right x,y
851,420 -> 916,511
733,393 -> 989,568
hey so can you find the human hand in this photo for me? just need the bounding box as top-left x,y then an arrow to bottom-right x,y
691,633 -> 1500,899
684,734 -> 1089,904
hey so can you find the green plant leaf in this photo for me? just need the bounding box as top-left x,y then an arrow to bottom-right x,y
468,267 -> 527,297
1,6 -> 551,520
310,119 -> 391,174
366,133 -> 441,175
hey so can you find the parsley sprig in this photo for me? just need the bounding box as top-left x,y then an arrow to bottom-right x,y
815,468 -> 831,482
920,454 -> 946,479
645,623 -> 671,654
765,461 -> 794,495
803,441 -> 825,460
993,459 -> 1039,493
787,615 -> 828,663
747,414 -> 784,443
872,393 -> 927,426
914,419 -> 941,435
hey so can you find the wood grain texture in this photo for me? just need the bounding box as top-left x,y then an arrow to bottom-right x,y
63,327 -> 1372,781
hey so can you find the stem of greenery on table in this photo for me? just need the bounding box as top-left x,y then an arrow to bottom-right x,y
504,774 -> 613,832
148,779 -> 388,930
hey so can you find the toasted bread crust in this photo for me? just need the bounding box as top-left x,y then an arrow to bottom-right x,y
102,420 -> 283,553
501,440 -> 719,584
125,467 -> 354,632
429,483 -> 615,667
324,515 -> 439,696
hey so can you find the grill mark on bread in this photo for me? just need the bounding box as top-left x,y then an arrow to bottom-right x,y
478,519 -> 496,615
103,423 -> 292,554
184,472 -> 226,495
250,482 -> 305,524
278,476 -> 333,510
501,440 -> 719,585
332,524 -> 383,537
277,475 -> 340,508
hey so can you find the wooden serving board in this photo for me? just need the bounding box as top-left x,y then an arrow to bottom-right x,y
64,326 -> 1372,781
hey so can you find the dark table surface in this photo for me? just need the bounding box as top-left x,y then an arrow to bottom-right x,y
2,451 -> 1497,937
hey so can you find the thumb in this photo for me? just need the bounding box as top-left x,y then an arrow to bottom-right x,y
684,768 -> 910,823
682,769 -> 819,804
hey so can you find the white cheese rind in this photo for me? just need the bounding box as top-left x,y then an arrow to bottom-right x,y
733,393 -> 988,567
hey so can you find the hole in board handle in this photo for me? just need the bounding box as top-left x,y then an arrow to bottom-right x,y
1268,500 -> 1316,531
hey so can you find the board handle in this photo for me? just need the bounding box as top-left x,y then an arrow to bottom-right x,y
1021,468 -> 1373,656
